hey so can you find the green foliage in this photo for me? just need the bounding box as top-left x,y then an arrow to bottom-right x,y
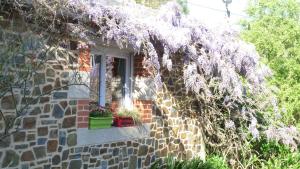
250,138 -> 300,169
241,0 -> 300,126
117,105 -> 141,123
135,0 -> 170,8
176,0 -> 189,14
241,1 -> 300,167
252,138 -> 291,160
199,156 -> 229,169
261,152 -> 300,169
150,144 -> 300,169
150,155 -> 229,169
135,0 -> 188,14
89,106 -> 112,117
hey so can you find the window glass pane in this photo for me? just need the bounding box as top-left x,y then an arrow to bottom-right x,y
90,55 -> 128,106
106,57 -> 126,104
90,55 -> 101,103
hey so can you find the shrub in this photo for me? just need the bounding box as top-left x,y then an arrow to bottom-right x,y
261,152 -> 300,169
250,138 -> 300,169
150,155 -> 229,169
200,156 -> 229,169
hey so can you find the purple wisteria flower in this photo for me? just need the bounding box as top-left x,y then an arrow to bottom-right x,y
63,0 -> 299,143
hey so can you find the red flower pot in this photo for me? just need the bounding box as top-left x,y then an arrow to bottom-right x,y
113,116 -> 135,127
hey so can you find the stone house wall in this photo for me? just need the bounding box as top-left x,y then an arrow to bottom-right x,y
0,27 -> 205,169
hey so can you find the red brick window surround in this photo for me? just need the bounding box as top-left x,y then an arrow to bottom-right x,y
77,100 -> 90,128
134,54 -> 151,77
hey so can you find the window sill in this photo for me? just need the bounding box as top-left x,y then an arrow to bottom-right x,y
77,124 -> 150,146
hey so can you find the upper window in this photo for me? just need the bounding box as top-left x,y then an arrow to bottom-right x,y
90,53 -> 132,106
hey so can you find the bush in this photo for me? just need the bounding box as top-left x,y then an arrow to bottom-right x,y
150,139 -> 300,169
241,0 -> 300,125
150,155 -> 229,169
261,152 -> 300,169
200,156 -> 229,169
250,138 -> 300,169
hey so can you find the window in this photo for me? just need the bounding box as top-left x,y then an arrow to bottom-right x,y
90,53 -> 132,106
75,48 -> 152,144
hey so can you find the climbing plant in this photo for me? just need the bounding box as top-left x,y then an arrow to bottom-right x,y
0,0 -> 299,167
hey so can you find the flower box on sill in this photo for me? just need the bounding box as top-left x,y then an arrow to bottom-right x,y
88,105 -> 113,129
113,116 -> 135,127
89,116 -> 113,129
113,104 -> 141,127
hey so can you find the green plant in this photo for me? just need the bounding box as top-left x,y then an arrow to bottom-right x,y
150,155 -> 229,169
116,105 -> 141,124
200,156 -> 229,169
134,0 -> 188,14
135,0 -> 170,8
261,152 -> 300,169
245,138 -> 300,169
241,0 -> 300,126
258,139 -> 290,159
89,105 -> 112,117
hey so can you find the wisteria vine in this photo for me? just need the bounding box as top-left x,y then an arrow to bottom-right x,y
2,0 -> 299,161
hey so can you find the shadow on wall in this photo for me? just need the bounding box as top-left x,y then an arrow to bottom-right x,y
149,54 -> 206,161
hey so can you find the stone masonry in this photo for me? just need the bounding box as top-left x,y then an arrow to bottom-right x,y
0,28 -> 205,168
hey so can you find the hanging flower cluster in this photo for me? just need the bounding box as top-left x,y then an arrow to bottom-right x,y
65,0 -> 270,96
265,126 -> 300,150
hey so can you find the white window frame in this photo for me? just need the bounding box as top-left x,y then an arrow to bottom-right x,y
91,47 -> 132,106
